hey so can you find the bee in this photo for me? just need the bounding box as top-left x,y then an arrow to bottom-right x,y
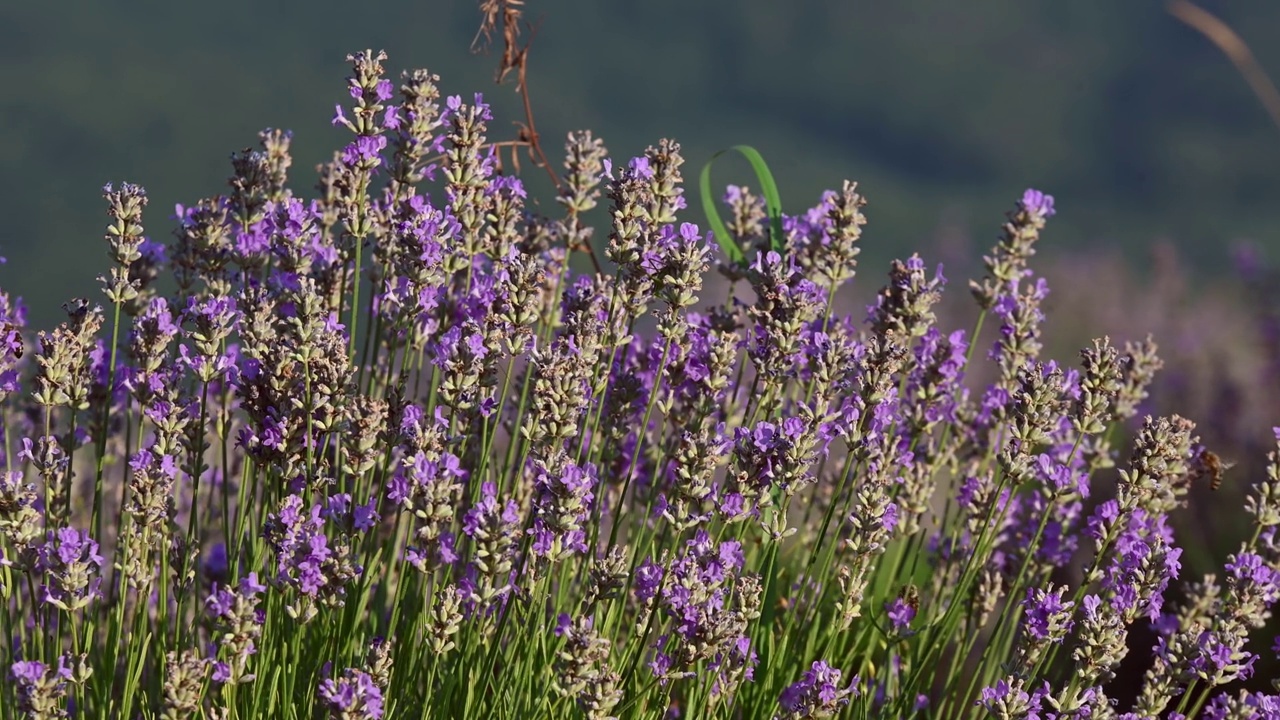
900,583 -> 920,614
1195,448 -> 1234,491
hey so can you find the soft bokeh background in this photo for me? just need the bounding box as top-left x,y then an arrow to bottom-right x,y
2,0 -> 1280,330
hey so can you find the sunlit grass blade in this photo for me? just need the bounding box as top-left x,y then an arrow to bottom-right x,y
698,144 -> 787,267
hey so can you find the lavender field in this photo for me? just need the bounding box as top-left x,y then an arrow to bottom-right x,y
2,4 -> 1280,720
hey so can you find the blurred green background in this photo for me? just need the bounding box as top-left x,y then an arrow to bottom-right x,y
2,0 -> 1279,329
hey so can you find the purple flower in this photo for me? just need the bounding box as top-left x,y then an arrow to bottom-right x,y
205,573 -> 265,621
881,503 -> 901,536
10,659 -> 64,685
390,449 -> 465,574
648,650 -> 673,679
635,558 -> 665,603
462,482 -> 519,538
264,495 -> 362,616
645,532 -> 755,686
10,656 -> 73,716
977,677 -> 1041,718
1096,510 -> 1181,623
322,493 -> 380,534
885,598 -> 915,632
318,668 -> 384,719
36,527 -> 104,611
530,458 -> 597,560
627,155 -> 653,180
729,415 -> 816,505
905,327 -> 968,428
777,660 -> 855,719
341,135 -> 388,169
1022,585 -> 1074,642
1186,628 -> 1257,683
0,469 -> 38,546
1224,552 -> 1280,605
1020,188 -> 1055,218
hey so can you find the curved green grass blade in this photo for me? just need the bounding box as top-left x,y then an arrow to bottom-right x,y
698,145 -> 786,267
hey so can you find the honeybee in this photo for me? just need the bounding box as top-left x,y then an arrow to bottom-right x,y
1195,448 -> 1234,491
900,583 -> 920,614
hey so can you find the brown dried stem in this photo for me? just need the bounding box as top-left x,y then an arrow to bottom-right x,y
471,0 -> 605,273
1167,0 -> 1280,134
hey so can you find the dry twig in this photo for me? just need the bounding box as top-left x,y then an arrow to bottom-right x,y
1167,0 -> 1280,133
472,0 -> 604,273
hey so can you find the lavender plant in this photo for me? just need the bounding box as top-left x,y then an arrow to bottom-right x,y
1,50 -> 1278,720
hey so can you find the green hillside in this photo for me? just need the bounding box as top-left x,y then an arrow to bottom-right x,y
2,0 -> 1278,327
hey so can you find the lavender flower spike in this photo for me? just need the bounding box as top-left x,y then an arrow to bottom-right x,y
775,660 -> 856,719
1020,188 -> 1055,218
318,668 -> 384,720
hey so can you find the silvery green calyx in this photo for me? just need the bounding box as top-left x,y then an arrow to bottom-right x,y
970,188 -> 1054,311
789,180 -> 865,292
100,183 -> 149,307
160,649 -> 210,720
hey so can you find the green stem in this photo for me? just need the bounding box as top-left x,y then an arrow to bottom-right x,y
92,299 -> 125,541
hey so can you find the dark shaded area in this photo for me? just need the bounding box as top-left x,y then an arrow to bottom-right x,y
2,1 -> 1279,329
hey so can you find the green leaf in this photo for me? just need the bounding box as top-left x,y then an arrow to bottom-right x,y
698,144 -> 787,268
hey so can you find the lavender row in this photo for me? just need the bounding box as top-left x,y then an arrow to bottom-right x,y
0,50 -> 1277,720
